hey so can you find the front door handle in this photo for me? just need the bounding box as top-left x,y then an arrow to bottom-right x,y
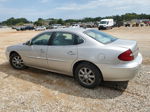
67,51 -> 76,55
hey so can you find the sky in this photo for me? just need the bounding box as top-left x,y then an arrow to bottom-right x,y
0,0 -> 150,22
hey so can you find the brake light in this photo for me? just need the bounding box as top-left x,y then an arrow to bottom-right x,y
118,49 -> 134,61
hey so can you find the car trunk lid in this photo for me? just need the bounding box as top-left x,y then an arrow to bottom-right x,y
109,39 -> 139,58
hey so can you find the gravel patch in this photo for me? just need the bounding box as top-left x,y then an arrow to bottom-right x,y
0,63 -> 150,112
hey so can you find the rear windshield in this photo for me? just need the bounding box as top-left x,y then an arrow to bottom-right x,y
84,29 -> 117,44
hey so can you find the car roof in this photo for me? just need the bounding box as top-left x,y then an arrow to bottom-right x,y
47,28 -> 88,34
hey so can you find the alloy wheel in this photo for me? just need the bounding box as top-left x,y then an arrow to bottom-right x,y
11,55 -> 24,69
78,67 -> 96,85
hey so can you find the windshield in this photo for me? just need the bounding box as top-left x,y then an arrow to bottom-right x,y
84,29 -> 118,44
100,21 -> 108,24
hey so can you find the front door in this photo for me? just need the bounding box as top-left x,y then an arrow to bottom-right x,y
47,32 -> 78,74
22,32 -> 52,69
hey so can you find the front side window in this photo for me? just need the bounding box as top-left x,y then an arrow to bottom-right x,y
84,29 -> 117,44
51,32 -> 75,46
32,32 -> 52,45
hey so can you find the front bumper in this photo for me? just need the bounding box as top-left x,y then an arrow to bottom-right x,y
97,53 -> 142,81
99,25 -> 107,29
5,50 -> 10,61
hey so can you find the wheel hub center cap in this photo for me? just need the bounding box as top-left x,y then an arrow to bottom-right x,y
16,61 -> 20,64
84,74 -> 88,79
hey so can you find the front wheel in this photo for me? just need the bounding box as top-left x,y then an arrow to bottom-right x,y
10,53 -> 26,70
75,62 -> 102,89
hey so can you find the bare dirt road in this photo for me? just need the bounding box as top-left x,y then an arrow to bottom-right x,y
0,27 -> 150,112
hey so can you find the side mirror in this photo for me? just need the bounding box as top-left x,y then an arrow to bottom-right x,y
25,40 -> 32,46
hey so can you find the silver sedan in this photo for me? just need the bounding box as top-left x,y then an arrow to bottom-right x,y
6,28 -> 142,88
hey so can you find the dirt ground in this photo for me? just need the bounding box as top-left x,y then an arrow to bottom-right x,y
0,27 -> 150,112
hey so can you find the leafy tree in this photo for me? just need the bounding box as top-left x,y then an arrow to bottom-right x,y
34,18 -> 45,26
57,19 -> 64,24
2,17 -> 30,26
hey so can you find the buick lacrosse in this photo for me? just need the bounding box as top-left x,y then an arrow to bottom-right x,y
6,28 -> 142,88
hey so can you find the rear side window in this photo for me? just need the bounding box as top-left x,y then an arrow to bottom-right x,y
51,32 -> 75,46
75,35 -> 84,45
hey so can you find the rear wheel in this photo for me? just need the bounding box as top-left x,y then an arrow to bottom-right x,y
10,53 -> 26,69
75,62 -> 102,89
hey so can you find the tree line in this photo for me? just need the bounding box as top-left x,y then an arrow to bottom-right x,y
0,17 -> 31,26
1,13 -> 150,26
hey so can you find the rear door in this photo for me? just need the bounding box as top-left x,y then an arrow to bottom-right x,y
47,32 -> 78,74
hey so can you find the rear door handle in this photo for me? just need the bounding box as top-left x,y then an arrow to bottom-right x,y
67,51 -> 76,55
40,49 -> 45,53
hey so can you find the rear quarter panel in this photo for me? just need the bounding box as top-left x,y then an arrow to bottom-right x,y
77,44 -> 126,65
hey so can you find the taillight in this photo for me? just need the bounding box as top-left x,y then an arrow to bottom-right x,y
118,49 -> 134,61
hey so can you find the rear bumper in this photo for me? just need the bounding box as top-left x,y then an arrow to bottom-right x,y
97,53 -> 142,81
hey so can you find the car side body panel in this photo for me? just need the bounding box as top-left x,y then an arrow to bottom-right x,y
47,45 -> 78,75
6,28 -> 143,81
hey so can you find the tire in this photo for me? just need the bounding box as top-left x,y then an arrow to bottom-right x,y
75,62 -> 102,89
10,53 -> 26,70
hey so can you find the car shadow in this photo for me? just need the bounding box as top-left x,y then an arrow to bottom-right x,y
0,62 -> 128,99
